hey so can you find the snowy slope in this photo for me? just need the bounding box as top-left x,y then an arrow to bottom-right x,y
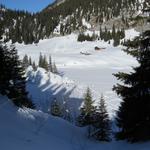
14,29 -> 139,118
26,67 -> 83,119
1,95 -> 150,150
16,29 -> 139,69
0,95 -> 86,150
0,28 -> 149,150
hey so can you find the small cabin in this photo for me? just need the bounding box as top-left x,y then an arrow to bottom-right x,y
94,46 -> 106,51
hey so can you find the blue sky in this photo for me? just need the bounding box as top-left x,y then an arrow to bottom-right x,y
0,0 -> 55,13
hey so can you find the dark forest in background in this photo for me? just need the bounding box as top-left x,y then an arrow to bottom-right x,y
0,0 -> 149,44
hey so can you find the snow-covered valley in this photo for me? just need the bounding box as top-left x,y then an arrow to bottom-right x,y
16,29 -> 139,118
2,29 -> 150,150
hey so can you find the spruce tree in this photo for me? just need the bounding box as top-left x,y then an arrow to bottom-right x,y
112,24 -> 116,38
113,37 -> 120,47
78,87 -> 95,127
0,43 -> 10,94
38,53 -> 48,71
22,54 -> 29,69
93,95 -> 111,141
32,61 -> 37,71
99,26 -> 103,40
8,45 -> 34,108
29,56 -> 32,66
49,55 -> 53,72
0,43 -> 34,108
38,53 -> 43,67
51,98 -> 62,117
43,55 -> 49,71
52,62 -> 58,74
113,12 -> 150,142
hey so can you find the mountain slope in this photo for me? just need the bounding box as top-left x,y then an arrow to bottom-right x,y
1,94 -> 150,150
0,0 -> 149,44
0,95 -> 86,150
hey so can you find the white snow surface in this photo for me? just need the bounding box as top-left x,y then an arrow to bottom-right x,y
1,95 -> 150,150
26,67 -> 83,118
125,29 -> 139,40
82,18 -> 92,29
14,29 -> 139,118
1,29 -> 150,149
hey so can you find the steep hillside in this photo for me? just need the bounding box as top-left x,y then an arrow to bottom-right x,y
0,0 -> 149,44
25,67 -> 83,119
0,95 -> 86,150
1,89 -> 150,150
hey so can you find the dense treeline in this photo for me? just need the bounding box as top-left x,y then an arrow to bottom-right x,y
77,33 -> 97,42
22,53 -> 59,74
0,0 -> 146,44
100,25 -> 125,46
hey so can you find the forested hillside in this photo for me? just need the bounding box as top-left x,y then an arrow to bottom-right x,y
0,0 -> 149,44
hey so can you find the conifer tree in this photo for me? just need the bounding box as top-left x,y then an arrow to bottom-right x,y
52,62 -> 58,74
112,24 -> 116,38
8,45 -> 34,108
113,10 -> 150,142
99,26 -> 103,40
49,55 -> 53,72
38,53 -> 43,67
42,55 -> 49,71
51,98 -> 62,117
38,53 -> 48,71
78,87 -> 95,127
22,54 -> 29,69
29,56 -> 32,66
32,61 -> 37,71
0,44 -> 10,94
113,37 -> 120,47
93,95 -> 111,141
0,43 -> 34,108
